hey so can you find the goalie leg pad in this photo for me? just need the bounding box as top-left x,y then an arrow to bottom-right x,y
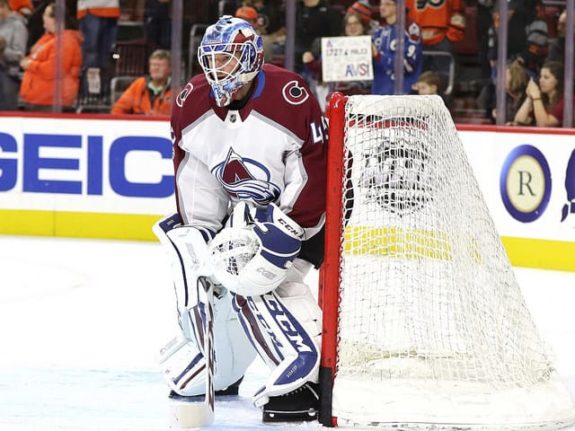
160,288 -> 256,396
154,213 -> 256,396
232,259 -> 322,407
153,214 -> 213,313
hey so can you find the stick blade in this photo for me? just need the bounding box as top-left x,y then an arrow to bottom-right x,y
171,399 -> 214,428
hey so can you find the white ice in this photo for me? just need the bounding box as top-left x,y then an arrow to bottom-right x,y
0,235 -> 574,430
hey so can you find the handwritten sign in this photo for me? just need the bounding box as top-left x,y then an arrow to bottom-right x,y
321,36 -> 373,82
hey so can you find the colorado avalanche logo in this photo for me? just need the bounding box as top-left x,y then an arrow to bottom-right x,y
176,82 -> 193,107
212,148 -> 281,204
282,81 -> 309,105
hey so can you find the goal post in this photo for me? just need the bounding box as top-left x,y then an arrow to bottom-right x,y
319,93 -> 575,430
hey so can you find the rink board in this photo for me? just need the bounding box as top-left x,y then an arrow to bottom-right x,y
0,114 -> 574,270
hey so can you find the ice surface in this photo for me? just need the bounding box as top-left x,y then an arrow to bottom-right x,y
0,236 -> 573,430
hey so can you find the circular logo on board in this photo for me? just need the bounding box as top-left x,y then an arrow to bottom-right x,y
500,145 -> 551,222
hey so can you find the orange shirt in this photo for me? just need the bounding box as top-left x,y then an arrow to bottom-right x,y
19,30 -> 83,107
111,77 -> 172,116
406,0 -> 465,46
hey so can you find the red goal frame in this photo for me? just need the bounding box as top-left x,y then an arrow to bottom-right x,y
318,92 -> 347,427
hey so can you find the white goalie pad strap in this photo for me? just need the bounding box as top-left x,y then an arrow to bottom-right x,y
160,290 -> 256,396
160,334 -> 206,393
232,289 -> 321,407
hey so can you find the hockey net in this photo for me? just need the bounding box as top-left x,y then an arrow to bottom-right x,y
319,94 -> 575,430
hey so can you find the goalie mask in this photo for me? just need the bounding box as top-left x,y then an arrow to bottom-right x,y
198,16 -> 264,107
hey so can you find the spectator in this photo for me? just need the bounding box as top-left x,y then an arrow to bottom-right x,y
477,0 -> 494,80
24,1 -> 47,49
412,70 -> 441,95
244,0 -> 286,63
0,0 -> 27,110
19,2 -> 82,110
513,61 -> 565,127
111,49 -> 172,116
302,11 -> 373,99
220,0 -> 242,16
406,0 -> 465,74
235,5 -> 258,27
406,0 -> 465,47
547,9 -> 574,71
247,2 -> 285,37
9,0 -> 32,18
347,0 -> 377,33
487,0 -> 548,76
295,0 -> 342,76
77,0 -> 120,100
144,0 -> 171,51
493,60 -> 529,124
413,69 -> 453,108
372,0 -> 422,95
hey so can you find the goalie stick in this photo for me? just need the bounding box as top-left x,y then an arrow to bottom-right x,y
171,276 -> 216,428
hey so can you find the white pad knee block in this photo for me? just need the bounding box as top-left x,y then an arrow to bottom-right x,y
160,290 -> 256,396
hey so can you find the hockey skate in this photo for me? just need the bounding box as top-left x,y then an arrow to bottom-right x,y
262,382 -> 319,423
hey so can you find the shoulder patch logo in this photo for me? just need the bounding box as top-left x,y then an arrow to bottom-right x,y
176,82 -> 194,108
282,80 -> 309,105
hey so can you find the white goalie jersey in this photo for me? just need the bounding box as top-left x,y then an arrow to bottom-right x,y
171,63 -> 327,265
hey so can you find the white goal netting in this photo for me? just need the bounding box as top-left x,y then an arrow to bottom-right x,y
331,95 -> 575,430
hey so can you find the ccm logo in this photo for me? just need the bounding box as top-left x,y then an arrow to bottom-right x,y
256,267 -> 276,280
278,219 -> 303,239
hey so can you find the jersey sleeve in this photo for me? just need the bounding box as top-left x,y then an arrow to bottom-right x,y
279,81 -> 327,239
171,92 -> 230,238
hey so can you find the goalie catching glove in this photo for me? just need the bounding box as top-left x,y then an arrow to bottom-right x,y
210,203 -> 305,297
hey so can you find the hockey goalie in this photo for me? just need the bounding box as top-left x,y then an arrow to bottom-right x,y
153,15 -> 327,426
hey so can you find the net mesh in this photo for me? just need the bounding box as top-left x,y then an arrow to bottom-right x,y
331,95 -> 574,429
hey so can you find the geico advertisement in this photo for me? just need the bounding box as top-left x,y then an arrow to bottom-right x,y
1,117 -> 574,242
0,116 -> 174,214
460,129 -> 575,242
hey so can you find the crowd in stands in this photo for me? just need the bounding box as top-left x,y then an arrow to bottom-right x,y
0,0 -> 572,127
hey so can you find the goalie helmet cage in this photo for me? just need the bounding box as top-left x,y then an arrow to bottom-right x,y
318,93 -> 575,430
